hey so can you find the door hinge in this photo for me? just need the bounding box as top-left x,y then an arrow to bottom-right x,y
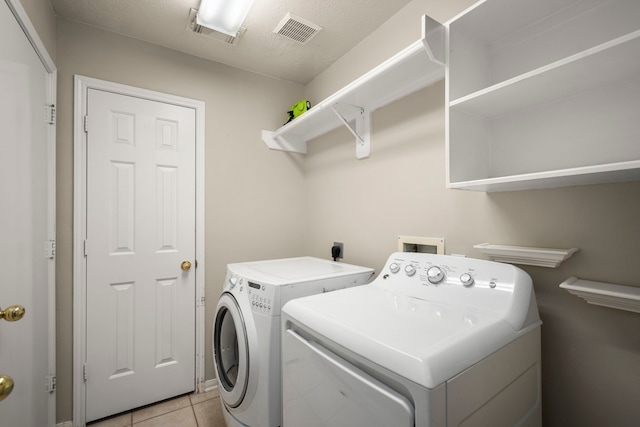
44,105 -> 56,124
83,363 -> 88,381
45,373 -> 57,392
84,115 -> 89,133
44,240 -> 56,259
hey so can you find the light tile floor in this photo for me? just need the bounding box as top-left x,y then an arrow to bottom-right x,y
87,389 -> 226,427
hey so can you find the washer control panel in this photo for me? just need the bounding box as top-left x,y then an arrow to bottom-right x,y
247,281 -> 274,314
224,272 -> 276,315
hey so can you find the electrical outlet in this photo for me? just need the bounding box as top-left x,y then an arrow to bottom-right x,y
332,242 -> 344,259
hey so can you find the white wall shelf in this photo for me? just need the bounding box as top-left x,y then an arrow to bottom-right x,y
262,15 -> 445,159
445,0 -> 640,192
474,243 -> 578,268
560,277 -> 640,313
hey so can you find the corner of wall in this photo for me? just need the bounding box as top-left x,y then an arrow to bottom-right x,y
18,0 -> 57,61
304,0 -> 476,102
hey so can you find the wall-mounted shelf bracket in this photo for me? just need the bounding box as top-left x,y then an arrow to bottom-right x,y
261,130 -> 307,154
330,103 -> 371,159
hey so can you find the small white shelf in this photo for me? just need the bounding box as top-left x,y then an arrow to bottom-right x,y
450,160 -> 640,192
262,15 -> 445,159
560,277 -> 640,313
474,243 -> 578,268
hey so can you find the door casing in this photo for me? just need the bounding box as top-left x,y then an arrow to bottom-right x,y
1,1 -> 56,425
73,75 -> 206,426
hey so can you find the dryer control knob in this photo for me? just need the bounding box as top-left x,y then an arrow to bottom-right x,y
389,263 -> 400,274
427,266 -> 445,284
460,273 -> 474,287
404,264 -> 416,277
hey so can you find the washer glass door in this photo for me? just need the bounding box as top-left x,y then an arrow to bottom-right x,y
214,292 -> 249,408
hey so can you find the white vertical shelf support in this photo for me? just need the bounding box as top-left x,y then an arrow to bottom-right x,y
261,15 -> 445,159
330,104 -> 371,159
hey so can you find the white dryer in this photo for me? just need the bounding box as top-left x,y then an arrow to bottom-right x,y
282,252 -> 542,427
213,257 -> 374,427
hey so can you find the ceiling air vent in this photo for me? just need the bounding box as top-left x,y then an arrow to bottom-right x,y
273,13 -> 322,44
187,9 -> 246,45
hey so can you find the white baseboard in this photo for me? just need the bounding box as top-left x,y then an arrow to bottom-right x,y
57,380 -> 218,427
204,378 -> 219,392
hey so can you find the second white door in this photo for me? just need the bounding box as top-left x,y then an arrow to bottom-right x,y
85,88 -> 196,422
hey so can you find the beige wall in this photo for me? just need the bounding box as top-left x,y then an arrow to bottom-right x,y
302,1 -> 640,426
18,0 -> 640,425
54,19 -> 306,422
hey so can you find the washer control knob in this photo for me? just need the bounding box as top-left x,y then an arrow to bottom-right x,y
460,273 -> 474,287
427,266 -> 445,284
404,264 -> 416,277
228,276 -> 237,288
389,263 -> 400,274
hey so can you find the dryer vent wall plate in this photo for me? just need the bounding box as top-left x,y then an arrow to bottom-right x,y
398,236 -> 444,254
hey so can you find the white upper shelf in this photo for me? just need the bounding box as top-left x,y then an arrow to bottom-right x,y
450,30 -> 640,118
262,15 -> 445,159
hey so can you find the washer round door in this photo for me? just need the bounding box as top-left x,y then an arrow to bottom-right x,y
214,292 -> 251,408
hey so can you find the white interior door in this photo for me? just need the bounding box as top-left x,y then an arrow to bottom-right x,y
85,88 -> 197,421
0,1 -> 56,426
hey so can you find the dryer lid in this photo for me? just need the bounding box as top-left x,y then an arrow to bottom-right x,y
283,284 -> 528,389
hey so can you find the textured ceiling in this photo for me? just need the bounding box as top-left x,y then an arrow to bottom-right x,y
50,0 -> 412,84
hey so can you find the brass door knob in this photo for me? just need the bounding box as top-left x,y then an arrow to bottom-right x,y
181,261 -> 192,271
0,375 -> 14,401
0,305 -> 25,322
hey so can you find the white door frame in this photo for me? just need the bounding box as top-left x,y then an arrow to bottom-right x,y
73,75 -> 205,426
3,0 -> 57,425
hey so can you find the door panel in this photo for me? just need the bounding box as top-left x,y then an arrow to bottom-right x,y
283,329 -> 414,427
0,1 -> 54,425
85,89 -> 196,421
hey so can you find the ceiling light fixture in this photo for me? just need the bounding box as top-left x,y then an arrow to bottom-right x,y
196,0 -> 255,37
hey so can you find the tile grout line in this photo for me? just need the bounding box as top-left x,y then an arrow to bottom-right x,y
90,390 -> 220,427
191,402 -> 199,427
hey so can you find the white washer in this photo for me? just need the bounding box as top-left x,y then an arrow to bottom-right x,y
213,257 -> 374,427
282,252 -> 543,427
